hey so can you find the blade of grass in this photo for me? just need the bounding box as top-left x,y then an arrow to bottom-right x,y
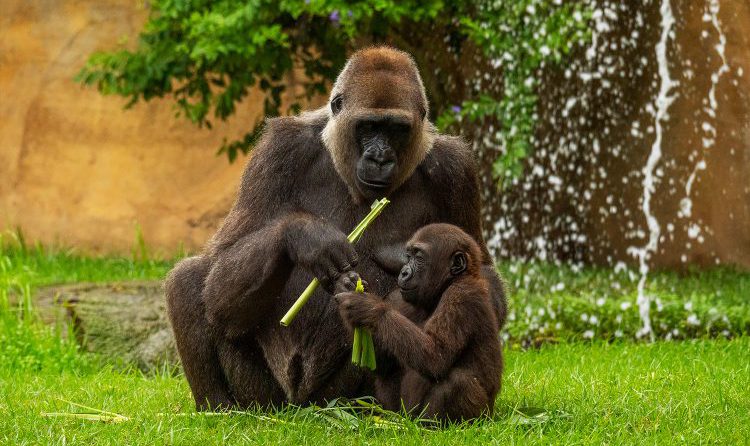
43,398 -> 130,423
40,412 -> 128,423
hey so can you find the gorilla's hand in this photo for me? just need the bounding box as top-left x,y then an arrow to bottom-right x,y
335,292 -> 386,330
333,271 -> 370,294
284,216 -> 359,292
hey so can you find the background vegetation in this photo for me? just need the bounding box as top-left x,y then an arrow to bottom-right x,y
77,0 -> 589,185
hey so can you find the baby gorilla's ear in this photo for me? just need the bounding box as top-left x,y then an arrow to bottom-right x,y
450,251 -> 467,276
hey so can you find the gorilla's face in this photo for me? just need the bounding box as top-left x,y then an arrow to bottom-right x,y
353,113 -> 412,194
398,234 -> 468,308
321,48 -> 434,202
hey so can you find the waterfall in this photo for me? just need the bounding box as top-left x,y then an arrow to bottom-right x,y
631,0 -> 678,339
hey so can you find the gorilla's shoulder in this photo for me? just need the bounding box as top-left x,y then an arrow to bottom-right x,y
420,133 -> 478,184
250,109 -> 329,166
238,109 -> 328,192
263,108 -> 327,150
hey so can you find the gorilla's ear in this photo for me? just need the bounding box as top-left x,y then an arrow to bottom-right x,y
331,94 -> 344,116
450,251 -> 467,276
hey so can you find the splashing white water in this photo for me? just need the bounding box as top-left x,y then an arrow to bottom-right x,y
705,0 -> 730,120
632,0 -> 678,339
479,1 -> 734,337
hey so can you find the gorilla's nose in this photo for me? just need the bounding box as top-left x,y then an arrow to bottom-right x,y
398,265 -> 412,287
371,149 -> 395,168
362,135 -> 396,168
364,145 -> 395,168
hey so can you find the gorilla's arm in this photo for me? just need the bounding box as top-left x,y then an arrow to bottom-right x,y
429,136 -> 508,328
199,118 -> 356,339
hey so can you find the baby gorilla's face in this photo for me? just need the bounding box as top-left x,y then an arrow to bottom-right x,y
397,238 -> 468,308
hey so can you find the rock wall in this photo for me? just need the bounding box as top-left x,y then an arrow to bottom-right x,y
0,0 -> 748,269
0,0 -> 268,255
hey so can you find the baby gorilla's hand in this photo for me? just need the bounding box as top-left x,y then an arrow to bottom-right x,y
335,292 -> 386,330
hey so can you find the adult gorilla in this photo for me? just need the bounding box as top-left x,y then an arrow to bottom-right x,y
166,47 -> 507,410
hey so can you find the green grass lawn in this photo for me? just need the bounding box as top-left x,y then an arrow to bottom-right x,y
2,340 -> 749,445
1,236 -> 749,444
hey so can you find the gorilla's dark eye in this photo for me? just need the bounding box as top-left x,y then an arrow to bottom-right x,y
331,95 -> 344,115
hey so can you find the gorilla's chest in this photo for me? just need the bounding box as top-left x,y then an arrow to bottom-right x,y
258,166 -> 441,402
297,166 -> 439,289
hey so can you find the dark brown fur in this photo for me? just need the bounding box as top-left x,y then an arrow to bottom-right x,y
336,224 -> 503,422
165,47 -> 507,410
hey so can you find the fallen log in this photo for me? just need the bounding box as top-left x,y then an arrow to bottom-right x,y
35,281 -> 178,371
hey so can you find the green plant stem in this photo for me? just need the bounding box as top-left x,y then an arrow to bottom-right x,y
351,328 -> 362,364
356,330 -> 376,371
347,278 -> 376,370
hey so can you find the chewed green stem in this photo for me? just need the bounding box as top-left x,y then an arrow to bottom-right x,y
351,278 -> 376,370
280,198 -> 390,326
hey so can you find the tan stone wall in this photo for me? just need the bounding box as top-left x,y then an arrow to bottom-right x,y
1,0 -> 748,269
0,0 -> 264,255
688,2 -> 750,268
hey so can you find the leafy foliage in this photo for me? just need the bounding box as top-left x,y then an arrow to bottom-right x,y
500,262 -> 750,347
77,0 -> 442,161
438,0 -> 591,186
78,0 -> 589,182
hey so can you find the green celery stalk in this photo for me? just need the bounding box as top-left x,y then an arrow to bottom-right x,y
352,278 -> 365,366
351,278 -> 377,370
365,331 -> 377,370
351,326 -> 363,364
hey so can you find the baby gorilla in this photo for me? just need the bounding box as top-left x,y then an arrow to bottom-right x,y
335,223 -> 503,422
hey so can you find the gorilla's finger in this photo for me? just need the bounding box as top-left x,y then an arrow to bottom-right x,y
334,292 -> 354,306
344,270 -> 360,285
331,242 -> 357,273
315,257 -> 337,281
336,278 -> 353,294
327,265 -> 341,282
346,249 -> 360,268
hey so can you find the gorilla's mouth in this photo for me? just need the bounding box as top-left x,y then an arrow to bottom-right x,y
356,172 -> 391,189
399,286 -> 417,297
400,287 -> 419,304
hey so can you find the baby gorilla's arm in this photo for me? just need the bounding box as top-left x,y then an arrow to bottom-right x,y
337,286 -> 479,380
